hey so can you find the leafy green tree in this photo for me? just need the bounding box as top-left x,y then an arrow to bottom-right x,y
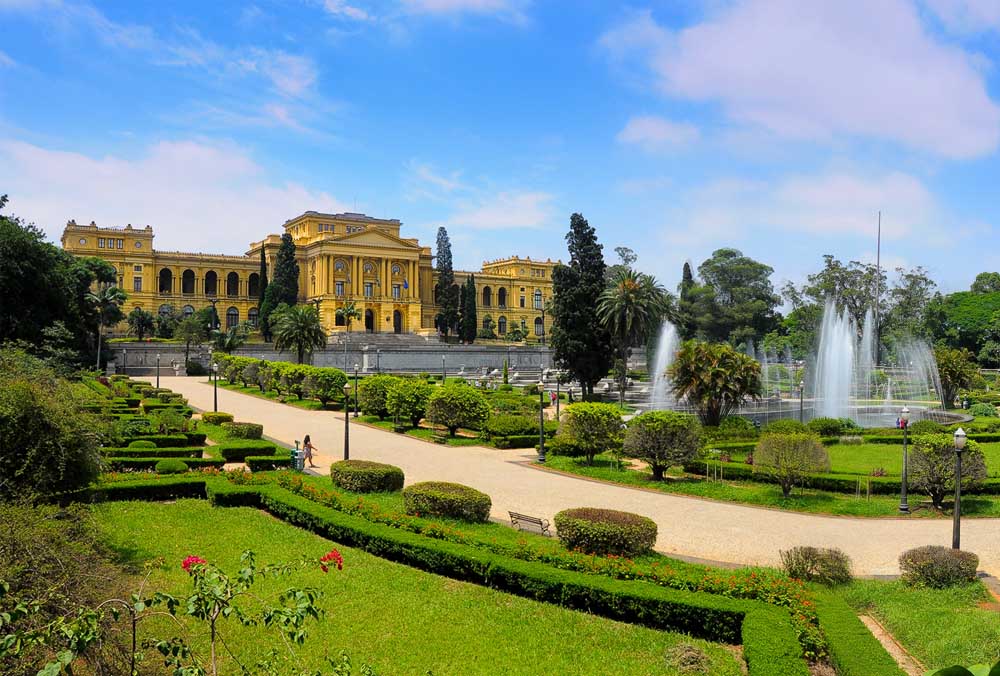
154,304 -> 180,339
971,272 -> 1000,294
676,261 -> 697,339
925,291 -> 1000,354
478,315 -> 497,339
559,402 -> 624,465
910,434 -> 986,508
358,374 -> 400,419
175,315 -> 208,365
935,346 -> 978,409
623,410 -> 701,480
271,304 -> 327,364
504,324 -> 527,342
86,285 -> 126,369
755,433 -> 830,498
426,384 -> 490,436
669,340 -> 762,426
884,266 -> 936,341
434,227 -> 460,337
211,322 -> 250,354
386,378 -> 433,427
303,366 -> 347,406
259,233 -> 299,341
550,213 -> 613,397
127,307 -> 155,340
605,246 -> 637,283
691,248 -> 780,345
461,274 -> 478,344
258,246 -> 268,304
979,341 -> 1000,368
598,268 -> 671,405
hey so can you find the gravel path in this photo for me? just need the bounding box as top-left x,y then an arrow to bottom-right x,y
157,376 -> 1000,576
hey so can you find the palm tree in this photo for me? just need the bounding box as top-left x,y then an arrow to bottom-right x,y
669,340 -> 762,426
335,300 -> 362,369
127,307 -> 155,340
597,269 -> 671,406
87,285 -> 127,369
211,322 -> 250,353
272,304 -> 328,364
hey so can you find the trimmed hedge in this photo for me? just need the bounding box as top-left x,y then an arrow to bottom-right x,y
330,460 -> 405,493
104,457 -> 226,471
155,459 -> 189,474
125,434 -> 190,448
201,412 -> 234,424
221,422 -> 264,440
402,481 -> 492,522
102,447 -> 203,458
246,455 -> 294,472
554,507 -> 658,556
127,440 -> 157,449
810,590 -> 905,676
493,434 -> 544,449
217,440 -> 279,462
184,432 -> 208,446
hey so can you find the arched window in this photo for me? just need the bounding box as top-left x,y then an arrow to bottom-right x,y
226,307 -> 239,329
182,305 -> 195,318
248,273 -> 260,298
204,271 -> 218,296
158,304 -> 173,317
182,269 -> 195,294
498,316 -> 507,335
534,317 -> 544,336
497,288 -> 507,308
363,261 -> 374,274
391,263 -> 401,276
226,272 -> 239,297
335,259 -> 346,272
248,307 -> 258,327
482,286 -> 492,307
534,289 -> 542,310
158,268 -> 173,294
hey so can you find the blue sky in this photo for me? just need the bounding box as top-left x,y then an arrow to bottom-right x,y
2,0 -> 999,296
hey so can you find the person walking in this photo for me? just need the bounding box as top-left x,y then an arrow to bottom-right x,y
303,434 -> 318,468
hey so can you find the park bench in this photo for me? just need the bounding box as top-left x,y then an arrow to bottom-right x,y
509,511 -> 551,536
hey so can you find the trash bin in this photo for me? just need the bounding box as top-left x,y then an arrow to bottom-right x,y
293,450 -> 305,472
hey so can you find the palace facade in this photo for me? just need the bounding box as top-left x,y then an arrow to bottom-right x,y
60,211 -> 557,339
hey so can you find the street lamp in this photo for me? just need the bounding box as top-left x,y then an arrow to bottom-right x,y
212,362 -> 219,412
798,380 -> 805,423
442,354 -> 446,383
540,306 -> 546,345
342,382 -> 352,460
537,380 -> 546,462
353,363 -> 359,418
899,407 -> 910,514
377,348 -> 381,374
122,349 -> 127,376
555,371 -> 561,420
953,428 -> 967,549
208,298 -> 219,331
156,352 -> 161,388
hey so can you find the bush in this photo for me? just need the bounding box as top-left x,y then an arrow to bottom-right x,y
185,360 -> 207,376
385,378 -> 433,428
303,366 -> 348,406
127,440 -> 157,449
279,363 -> 311,399
717,416 -> 758,439
155,458 -> 189,474
780,547 -> 853,586
970,402 -> 998,418
426,384 -> 490,436
221,421 -> 264,440
402,481 -> 491,522
754,433 -> 830,498
245,455 -> 293,471
623,411 -> 701,480
910,434 -> 987,508
483,414 -> 536,439
559,402 -> 624,464
806,417 -> 845,437
761,419 -> 808,436
330,460 -> 405,493
358,374 -> 400,420
545,435 -> 584,458
899,545 -> 979,588
908,419 -> 943,435
554,507 -> 657,556
202,411 -> 234,425
218,440 -> 279,462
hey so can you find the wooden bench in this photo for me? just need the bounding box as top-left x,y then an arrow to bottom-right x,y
509,511 -> 551,536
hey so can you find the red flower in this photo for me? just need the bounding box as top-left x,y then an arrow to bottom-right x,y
320,549 -> 344,573
181,555 -> 207,573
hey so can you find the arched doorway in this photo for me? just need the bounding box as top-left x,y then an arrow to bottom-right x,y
482,286 -> 492,307
498,316 -> 507,335
158,268 -> 173,294
248,273 -> 260,298
182,269 -> 195,294
204,271 -> 218,296
226,272 -> 239,297
364,309 -> 375,333
248,307 -> 258,328
534,316 -> 544,336
226,307 -> 239,329
497,288 -> 507,308
393,310 -> 403,334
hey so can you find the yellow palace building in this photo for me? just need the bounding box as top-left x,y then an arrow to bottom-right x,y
61,211 -> 557,340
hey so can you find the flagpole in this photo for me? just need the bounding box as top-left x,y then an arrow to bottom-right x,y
875,211 -> 881,367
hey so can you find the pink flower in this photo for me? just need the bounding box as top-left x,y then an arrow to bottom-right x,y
320,549 -> 344,573
181,555 -> 207,573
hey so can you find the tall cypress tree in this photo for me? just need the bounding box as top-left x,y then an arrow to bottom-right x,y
258,247 -> 268,306
434,226 -> 460,337
462,274 -> 478,344
259,233 -> 299,341
549,213 -> 613,396
677,261 -> 696,339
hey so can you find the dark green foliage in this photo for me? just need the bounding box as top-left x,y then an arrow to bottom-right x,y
899,546 -> 979,588
545,435 -> 585,458
461,274 -> 478,343
271,304 -> 327,363
779,547 -> 852,586
559,402 -> 624,464
426,384 -> 490,435
330,460 -> 405,493
105,457 -> 225,471
303,367 -> 347,406
936,347 -> 978,408
762,419 -> 809,436
127,439 -> 157,449
259,233 -> 299,340
201,411 -> 235,425
716,416 -> 758,440
971,272 -> 1000,294
970,402 -> 998,418
623,410 -> 702,480
154,458 -> 189,474
483,414 -> 536,439
245,455 -> 293,471
385,378 -> 433,427
688,248 -> 781,345
221,421 -> 264,439
925,291 -> 1000,354
434,227 -> 460,336
358,374 -> 400,419
754,433 -> 830,498
806,417 -> 846,437
908,419 -> 943,434
126,307 -> 155,340
402,481 -> 492,522
677,261 -> 697,340
549,213 -> 613,396
217,440 -> 279,462
808,589 -> 906,676
910,434 -> 987,508
102,447 -> 202,458
259,246 -> 268,303
554,507 -> 657,556
670,341 -> 762,426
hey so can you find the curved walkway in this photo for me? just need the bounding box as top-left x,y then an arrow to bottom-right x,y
159,377 -> 1000,576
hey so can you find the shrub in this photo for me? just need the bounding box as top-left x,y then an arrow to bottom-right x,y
910,434 -> 986,508
754,433 -> 830,498
426,384 -> 490,436
127,440 -> 157,449
545,435 -> 584,458
218,440 -> 279,462
385,378 -> 433,428
303,367 -> 348,406
279,363 -> 311,399
559,402 -> 624,464
838,435 -> 864,445
201,411 -> 234,425
221,422 -> 264,440
185,360 -> 207,376
806,417 -> 845,437
623,411 -> 701,480
554,507 -> 657,556
357,374 -> 400,419
717,415 -> 757,439
780,547 -> 853,586
522,383 -> 539,396
483,414 -> 536,439
241,359 -> 262,390
908,419 -> 943,435
155,458 -> 189,474
761,419 -> 808,436
970,402 -> 998,418
899,545 -> 979,588
838,418 -> 863,433
402,481 -> 491,522
330,460 -> 405,493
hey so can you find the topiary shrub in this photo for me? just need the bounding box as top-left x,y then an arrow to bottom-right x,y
154,458 -> 189,474
970,402 -> 998,418
754,433 -> 829,498
806,417 -> 845,437
554,507 -> 657,556
385,378 -> 433,428
909,419 -> 943,435
426,384 -> 490,436
559,402 -> 624,464
623,410 -> 701,480
330,460 -> 404,493
221,422 -> 264,440
761,419 -> 809,436
218,440 -> 278,462
201,411 -> 234,425
910,434 -> 986,508
303,366 -> 348,406
483,414 -> 536,439
545,435 -> 584,458
402,481 -> 491,522
127,440 -> 157,449
717,415 -> 757,440
899,545 -> 979,588
780,546 -> 853,585
358,374 -> 400,420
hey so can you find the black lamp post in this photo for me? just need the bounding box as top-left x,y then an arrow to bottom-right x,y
376,349 -> 381,373
537,380 -> 546,462
540,306 -> 546,345
953,428 -> 967,549
156,352 -> 161,388
122,349 -> 127,376
899,406 -> 910,514
208,298 -> 219,331
353,363 -> 359,418
212,361 -> 219,412
555,371 -> 561,420
343,382 -> 351,460
798,380 -> 805,423
441,354 -> 446,383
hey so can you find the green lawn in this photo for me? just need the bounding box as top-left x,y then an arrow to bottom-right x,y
92,500 -> 742,676
838,579 -> 1000,669
824,442 -> 1000,477
215,380 -> 334,411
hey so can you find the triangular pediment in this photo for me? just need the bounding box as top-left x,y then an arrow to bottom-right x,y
333,229 -> 420,249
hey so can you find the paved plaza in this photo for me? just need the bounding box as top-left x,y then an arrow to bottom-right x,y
157,376 -> 1000,576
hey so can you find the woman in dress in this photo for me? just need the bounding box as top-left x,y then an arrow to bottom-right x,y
303,434 -> 318,468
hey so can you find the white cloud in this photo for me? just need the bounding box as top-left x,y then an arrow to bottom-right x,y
0,139 -> 348,254
617,115 -> 699,152
600,1 -> 1000,158
324,0 -> 371,21
0,50 -> 15,67
240,49 -> 318,98
925,0 -> 1000,33
447,190 -> 553,230
400,0 -> 528,22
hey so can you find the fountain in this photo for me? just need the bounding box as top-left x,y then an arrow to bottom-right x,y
650,321 -> 680,409
812,299 -> 858,420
